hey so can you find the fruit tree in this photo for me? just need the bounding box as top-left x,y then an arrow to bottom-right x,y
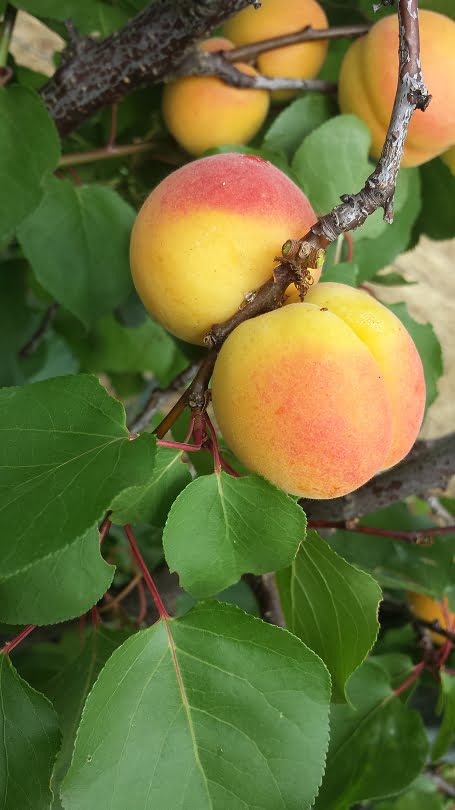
1,0 -> 455,808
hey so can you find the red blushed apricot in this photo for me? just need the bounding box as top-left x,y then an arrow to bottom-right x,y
212,282 -> 426,499
130,153 -> 318,345
162,37 -> 270,156
304,283 -> 425,469
339,11 -> 455,167
224,0 -> 328,101
211,302 -> 394,499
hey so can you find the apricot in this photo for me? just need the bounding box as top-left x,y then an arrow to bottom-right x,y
338,10 -> 455,167
224,0 -> 328,101
211,282 -> 425,499
407,592 -> 454,645
130,152 -> 318,345
162,38 -> 270,156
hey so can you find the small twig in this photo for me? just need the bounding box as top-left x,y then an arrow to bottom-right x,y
18,303 -> 59,359
99,573 -> 143,614
176,50 -> 337,93
414,618 -> 455,646
243,573 -> 286,627
58,141 -> 167,168
308,519 -> 455,545
428,772 -> 455,799
224,23 -> 370,63
0,5 -> 17,69
128,363 -> 197,435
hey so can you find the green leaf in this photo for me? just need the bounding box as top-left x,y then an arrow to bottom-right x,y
61,602 -> 331,810
12,0 -> 128,34
163,473 -> 306,598
432,671 -> 455,761
414,157 -> 455,240
320,261 -> 358,287
0,374 -> 156,578
373,775 -> 446,809
174,580 -> 260,618
314,659 -> 428,809
370,271 -> 417,286
111,446 -> 191,527
327,503 -> 455,598
18,332 -> 79,384
0,259 -> 36,386
0,85 -> 60,241
18,177 -> 135,328
262,94 -> 333,159
386,301 -> 443,410
277,530 -> 381,702
0,655 -> 60,810
74,314 -> 187,386
45,628 -> 129,809
0,524 -> 114,625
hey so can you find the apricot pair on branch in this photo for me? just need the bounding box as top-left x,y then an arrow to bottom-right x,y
162,0 -> 329,155
130,153 -> 426,500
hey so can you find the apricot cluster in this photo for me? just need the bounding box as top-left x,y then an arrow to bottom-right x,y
339,10 -> 455,167
130,153 -> 425,499
162,0 -> 328,155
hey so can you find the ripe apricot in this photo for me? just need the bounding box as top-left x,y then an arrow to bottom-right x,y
162,38 -> 270,156
211,282 -> 425,499
408,592 -> 454,645
338,10 -> 455,167
130,152 -> 318,345
224,0 -> 328,101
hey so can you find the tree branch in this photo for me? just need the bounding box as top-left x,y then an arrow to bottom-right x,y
205,0 -> 431,349
172,46 -> 336,92
301,434 -> 455,521
40,0 -> 253,136
224,23 -> 370,63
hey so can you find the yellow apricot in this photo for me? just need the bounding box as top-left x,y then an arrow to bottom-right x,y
162,37 -> 270,156
339,11 -> 455,167
442,145 -> 455,175
130,152 -> 318,345
211,282 -> 425,499
408,592 -> 454,645
224,0 -> 328,101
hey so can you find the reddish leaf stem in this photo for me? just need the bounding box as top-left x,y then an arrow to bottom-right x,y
308,520 -> 455,545
124,524 -> 169,618
1,624 -> 36,656
205,414 -> 222,474
99,517 -> 112,544
393,660 -> 425,696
